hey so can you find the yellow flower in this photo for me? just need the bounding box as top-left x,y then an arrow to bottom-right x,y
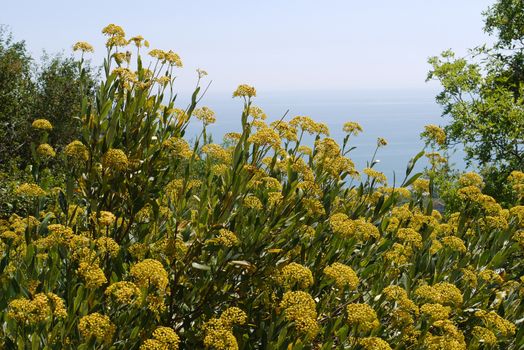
102,24 -> 125,37
248,127 -> 282,149
343,121 -> 363,135
92,211 -> 116,227
36,143 -> 56,158
102,148 -> 129,171
441,236 -> 467,253
421,303 -> 451,321
243,195 -> 263,210
15,183 -> 46,197
73,41 -> 94,52
232,84 -> 256,98
471,326 -> 497,345
208,229 -> 239,248
323,262 -> 359,289
32,118 -> 53,131
458,172 -> 484,188
346,303 -> 379,331
377,137 -> 388,147
415,283 -> 463,307
475,310 -> 515,337
7,293 -> 66,325
397,228 -> 423,249
95,237 -> 120,257
202,144 -> 231,163
290,116 -> 329,135
279,262 -> 314,289
329,213 -> 356,238
164,50 -> 183,67
422,124 -> 446,146
64,140 -> 89,162
412,178 -> 430,193
78,313 -> 115,342
105,281 -> 140,305
359,337 -> 392,350
194,106 -> 216,125
131,259 -> 169,290
128,35 -> 148,48
77,262 -> 107,289
220,307 -> 247,328
279,291 -> 319,338
140,327 -> 180,350
363,168 -> 387,184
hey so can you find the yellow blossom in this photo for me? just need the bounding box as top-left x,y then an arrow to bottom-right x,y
323,262 -> 359,289
78,312 -> 115,342
346,303 -> 379,331
32,118 -> 53,131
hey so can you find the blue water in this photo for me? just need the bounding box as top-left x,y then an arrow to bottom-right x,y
183,89 -> 466,185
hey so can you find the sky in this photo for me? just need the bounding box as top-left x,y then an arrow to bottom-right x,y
1,0 -> 494,95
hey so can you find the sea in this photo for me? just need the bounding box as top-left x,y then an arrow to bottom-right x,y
183,89 -> 467,185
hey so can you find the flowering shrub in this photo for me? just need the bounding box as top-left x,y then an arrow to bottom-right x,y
0,24 -> 523,350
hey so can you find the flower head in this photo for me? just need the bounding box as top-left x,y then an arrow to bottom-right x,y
32,119 -> 53,131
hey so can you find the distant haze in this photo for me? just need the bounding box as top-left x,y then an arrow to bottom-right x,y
2,0 -> 494,95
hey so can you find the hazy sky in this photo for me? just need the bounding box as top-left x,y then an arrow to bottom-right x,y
2,0 -> 494,94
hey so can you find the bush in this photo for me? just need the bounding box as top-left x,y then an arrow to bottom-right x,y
0,24 -> 523,350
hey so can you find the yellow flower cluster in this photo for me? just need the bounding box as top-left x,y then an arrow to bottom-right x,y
397,228 -> 423,249
102,148 -> 129,171
163,137 -> 193,159
471,326 -> 497,345
96,236 -> 120,257
243,195 -> 263,210
64,140 -> 89,162
194,106 -> 216,125
141,327 -> 180,350
420,303 -> 451,321
105,281 -> 141,305
36,143 -> 56,158
92,210 -> 116,227
343,121 -> 363,135
475,310 -> 516,337
414,282 -> 463,307
290,115 -> 329,135
358,337 -> 392,350
203,307 -> 247,350
32,118 -> 53,131
363,168 -> 387,184
248,127 -> 281,149
73,41 -> 94,52
271,121 -> 298,141
77,262 -> 107,289
346,303 -> 380,331
78,312 -> 115,342
208,229 -> 239,248
323,262 -> 359,289
202,144 -> 232,163
130,258 -> 169,290
8,293 -> 67,325
15,183 -> 46,197
458,171 -> 484,188
329,213 -> 355,238
279,262 -> 314,289
279,291 -> 319,338
232,84 -> 256,98
422,124 -> 446,146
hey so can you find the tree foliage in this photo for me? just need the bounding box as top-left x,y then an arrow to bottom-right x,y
427,0 -> 524,201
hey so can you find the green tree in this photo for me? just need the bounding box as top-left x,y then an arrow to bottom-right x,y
0,27 -> 97,168
0,26 -> 35,164
427,0 -> 524,201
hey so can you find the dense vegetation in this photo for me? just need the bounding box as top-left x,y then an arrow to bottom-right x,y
0,1 -> 523,349
427,0 -> 524,203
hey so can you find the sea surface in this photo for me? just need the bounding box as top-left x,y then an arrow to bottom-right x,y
183,89 -> 466,185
